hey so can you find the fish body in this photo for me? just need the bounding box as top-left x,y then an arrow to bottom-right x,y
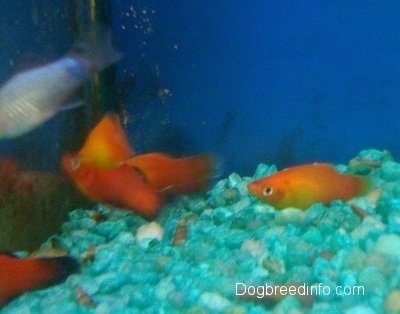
0,253 -> 78,306
0,31 -> 120,139
78,113 -> 134,168
124,152 -> 215,194
247,163 -> 369,210
61,154 -> 162,218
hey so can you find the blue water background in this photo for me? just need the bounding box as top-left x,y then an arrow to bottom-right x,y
114,1 -> 400,175
1,1 -> 400,176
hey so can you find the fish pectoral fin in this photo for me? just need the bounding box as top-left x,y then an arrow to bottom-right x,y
160,185 -> 174,193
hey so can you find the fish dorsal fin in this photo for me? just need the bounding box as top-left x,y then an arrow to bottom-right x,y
59,99 -> 83,111
78,112 -> 134,168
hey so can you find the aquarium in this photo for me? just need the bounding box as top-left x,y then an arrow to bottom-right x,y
1,1 -> 400,313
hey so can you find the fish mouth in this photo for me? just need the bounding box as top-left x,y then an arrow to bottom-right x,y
247,182 -> 258,195
61,153 -> 80,171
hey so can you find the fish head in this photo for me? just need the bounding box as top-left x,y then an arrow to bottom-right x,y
60,153 -> 91,181
247,176 -> 287,208
61,153 -> 100,196
61,153 -> 81,172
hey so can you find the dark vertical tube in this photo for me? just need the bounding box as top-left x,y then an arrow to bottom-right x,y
71,0 -> 117,129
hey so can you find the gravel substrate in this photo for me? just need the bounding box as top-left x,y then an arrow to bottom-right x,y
2,149 -> 400,313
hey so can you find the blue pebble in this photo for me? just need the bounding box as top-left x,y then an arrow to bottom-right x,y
312,257 -> 337,283
387,212 -> 400,234
97,272 -> 131,294
338,270 -> 358,288
286,265 -> 314,283
380,161 -> 400,181
252,163 -> 277,179
302,228 -> 324,245
212,206 -> 234,225
329,229 -> 353,251
358,266 -> 387,296
272,295 -> 301,313
93,220 -> 128,239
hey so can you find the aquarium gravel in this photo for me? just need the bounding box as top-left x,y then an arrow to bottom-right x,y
3,149 -> 400,313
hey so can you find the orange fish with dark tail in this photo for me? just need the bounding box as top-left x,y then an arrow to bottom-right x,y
247,163 -> 369,210
124,152 -> 215,194
0,253 -> 79,306
61,153 -> 163,218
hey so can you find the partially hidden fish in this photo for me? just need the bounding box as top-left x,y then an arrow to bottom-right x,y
247,163 -> 369,210
61,153 -> 163,218
0,253 -> 79,306
123,152 -> 215,194
0,28 -> 120,139
77,112 -> 134,169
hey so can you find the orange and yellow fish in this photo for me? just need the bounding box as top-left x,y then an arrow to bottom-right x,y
0,253 -> 78,306
61,153 -> 163,218
247,163 -> 369,210
123,152 -> 215,194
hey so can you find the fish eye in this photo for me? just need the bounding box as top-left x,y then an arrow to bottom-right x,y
263,186 -> 273,196
70,157 -> 81,170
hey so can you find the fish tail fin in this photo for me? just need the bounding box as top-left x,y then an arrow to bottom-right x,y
44,256 -> 80,283
357,175 -> 372,195
27,256 -> 80,287
210,153 -> 224,180
183,153 -> 216,192
69,25 -> 121,73
192,154 -> 216,177
0,255 -> 79,305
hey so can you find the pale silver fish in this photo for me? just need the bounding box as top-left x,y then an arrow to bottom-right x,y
0,30 -> 121,139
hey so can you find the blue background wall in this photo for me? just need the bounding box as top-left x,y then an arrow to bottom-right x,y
113,1 -> 400,176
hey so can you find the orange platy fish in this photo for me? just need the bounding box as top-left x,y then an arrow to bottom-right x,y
61,153 -> 163,218
77,113 -> 134,169
124,153 -> 215,194
247,163 -> 369,210
0,253 -> 78,306
62,112 -> 216,217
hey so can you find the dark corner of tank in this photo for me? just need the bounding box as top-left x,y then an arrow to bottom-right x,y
0,2 -> 94,252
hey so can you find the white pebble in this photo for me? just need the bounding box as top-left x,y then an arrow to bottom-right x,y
155,276 -> 175,300
232,198 -> 251,212
115,232 -> 136,245
240,239 -> 264,258
275,207 -> 306,227
374,234 -> 400,259
351,216 -> 386,240
136,222 -> 164,248
200,292 -> 231,311
228,172 -> 242,188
